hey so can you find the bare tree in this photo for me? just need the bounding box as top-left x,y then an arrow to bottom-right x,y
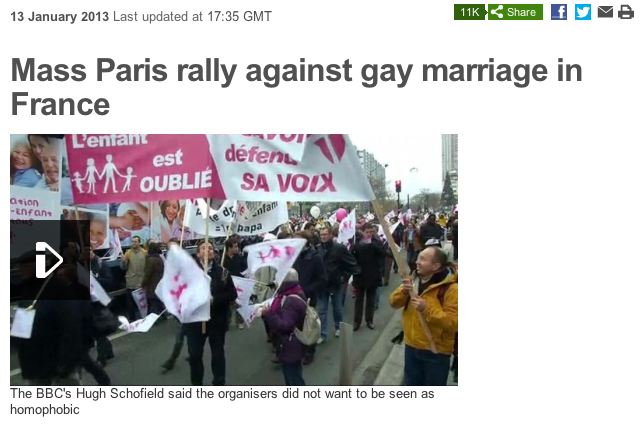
411,188 -> 441,212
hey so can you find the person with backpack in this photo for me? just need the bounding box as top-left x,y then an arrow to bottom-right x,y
292,230 -> 327,365
259,269 -> 309,386
389,247 -> 458,386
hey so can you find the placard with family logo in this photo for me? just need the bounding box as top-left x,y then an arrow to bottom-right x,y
64,134 -> 223,205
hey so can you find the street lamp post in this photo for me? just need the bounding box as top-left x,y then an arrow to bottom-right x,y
365,163 -> 388,212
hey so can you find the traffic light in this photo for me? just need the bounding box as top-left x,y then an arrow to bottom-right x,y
395,180 -> 401,193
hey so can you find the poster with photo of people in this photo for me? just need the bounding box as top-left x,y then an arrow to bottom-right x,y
61,206 -> 110,250
10,135 -> 64,220
108,202 -> 152,247
10,134 -> 111,250
150,199 -> 203,243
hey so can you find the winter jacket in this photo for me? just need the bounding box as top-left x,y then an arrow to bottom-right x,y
262,283 -> 307,364
253,266 -> 277,302
389,267 -> 458,355
292,245 -> 327,302
223,254 -> 247,278
141,255 -> 164,298
316,241 -> 357,289
90,256 -> 113,289
195,261 -> 238,331
120,248 -> 147,288
403,227 -> 423,251
351,234 -> 386,290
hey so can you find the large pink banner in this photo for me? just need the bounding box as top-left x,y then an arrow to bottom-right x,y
65,134 -> 224,204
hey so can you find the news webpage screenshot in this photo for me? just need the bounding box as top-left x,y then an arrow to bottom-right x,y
4,1 -> 642,427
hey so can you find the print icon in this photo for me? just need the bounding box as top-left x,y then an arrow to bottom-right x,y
618,5 -> 634,19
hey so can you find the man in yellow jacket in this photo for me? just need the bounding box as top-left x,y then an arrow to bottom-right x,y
389,247 -> 458,385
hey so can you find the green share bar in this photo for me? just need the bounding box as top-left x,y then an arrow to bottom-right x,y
454,4 -> 544,20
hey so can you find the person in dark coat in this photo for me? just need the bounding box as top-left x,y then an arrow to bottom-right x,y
260,269 -> 308,386
223,238 -> 248,330
88,248 -> 116,367
13,251 -> 85,385
351,222 -> 386,331
223,238 -> 247,277
316,227 -> 356,341
185,240 -> 238,386
57,264 -> 112,386
420,214 -> 444,249
141,242 -> 165,315
292,231 -> 327,364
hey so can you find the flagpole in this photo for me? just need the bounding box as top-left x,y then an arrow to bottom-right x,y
371,199 -> 438,354
150,201 -> 154,245
179,220 -> 186,248
202,198 -> 211,335
203,198 -> 211,273
74,205 -> 88,269
221,221 -> 233,268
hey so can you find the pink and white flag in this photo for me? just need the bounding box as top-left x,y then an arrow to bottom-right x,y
338,209 -> 356,245
378,223 -> 402,251
77,263 -> 111,306
244,238 -> 306,288
207,134 -> 374,202
155,246 -> 211,323
384,210 -> 396,224
402,208 -> 413,226
232,276 -> 256,308
328,211 -> 338,225
118,313 -> 161,333
237,298 -> 274,327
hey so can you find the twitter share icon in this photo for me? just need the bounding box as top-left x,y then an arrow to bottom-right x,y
575,4 -> 592,20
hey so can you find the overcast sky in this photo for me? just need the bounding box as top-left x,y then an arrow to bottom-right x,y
350,134 -> 443,198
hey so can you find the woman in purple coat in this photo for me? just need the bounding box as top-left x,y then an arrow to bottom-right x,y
260,269 -> 308,386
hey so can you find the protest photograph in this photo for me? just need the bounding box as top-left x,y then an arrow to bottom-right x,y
10,134 -> 458,387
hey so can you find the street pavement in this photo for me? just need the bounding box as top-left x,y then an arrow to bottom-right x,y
10,273 -> 404,386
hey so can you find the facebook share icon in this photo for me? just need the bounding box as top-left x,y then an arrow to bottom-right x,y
551,4 -> 568,20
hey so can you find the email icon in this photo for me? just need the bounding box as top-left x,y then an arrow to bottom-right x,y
598,6 -> 614,17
